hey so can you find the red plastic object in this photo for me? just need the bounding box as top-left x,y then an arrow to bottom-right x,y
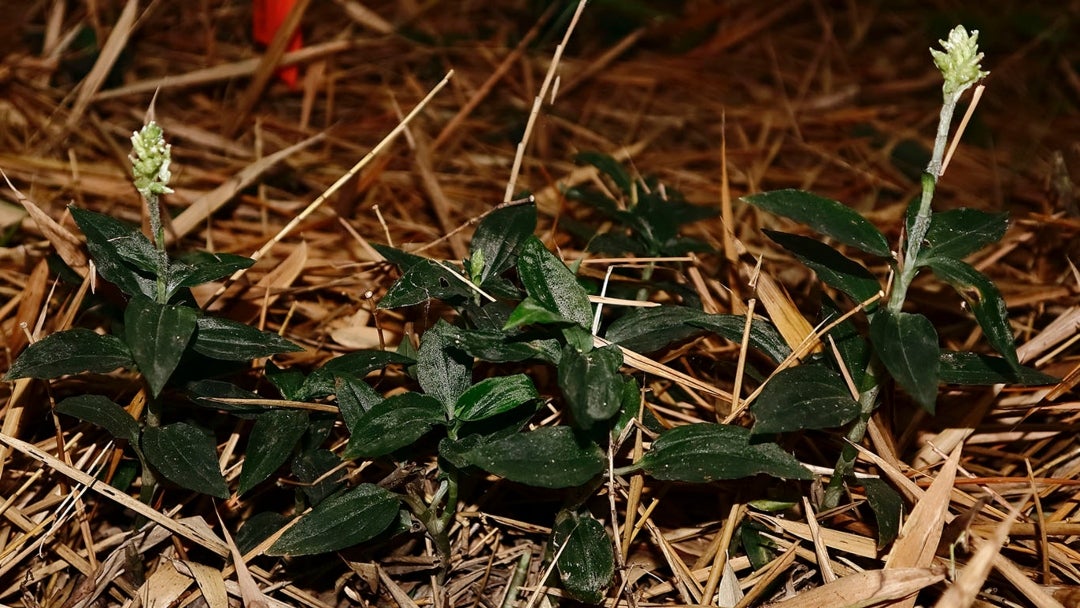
252,0 -> 303,88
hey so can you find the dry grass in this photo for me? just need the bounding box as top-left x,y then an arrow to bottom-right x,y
1,2 -> 1079,607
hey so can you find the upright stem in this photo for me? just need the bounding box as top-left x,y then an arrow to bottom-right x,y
822,90 -> 962,510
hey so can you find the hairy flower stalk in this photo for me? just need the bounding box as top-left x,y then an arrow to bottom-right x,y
888,26 -> 988,311
130,121 -> 174,303
825,26 -> 988,509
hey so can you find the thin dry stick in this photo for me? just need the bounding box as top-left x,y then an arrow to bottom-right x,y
700,503 -> 742,606
0,432 -> 229,557
202,70 -> 453,310
503,0 -> 589,202
939,84 -> 985,176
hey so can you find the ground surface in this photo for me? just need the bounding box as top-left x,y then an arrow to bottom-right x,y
1,2 -> 1079,607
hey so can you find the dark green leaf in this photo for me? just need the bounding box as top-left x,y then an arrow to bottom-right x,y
743,190 -> 891,257
442,326 -> 561,364
471,202 -> 537,284
517,236 -> 593,329
417,321 -> 473,412
860,479 -> 902,549
191,315 -> 302,361
238,409 -> 309,495
938,351 -> 1057,385
292,449 -> 345,506
5,329 -> 133,380
606,305 -> 792,362
342,393 -> 445,459
552,510 -> 614,603
265,361 -> 308,401
751,365 -> 860,434
335,375 -> 383,431
455,374 -> 538,422
237,512 -> 290,555
55,395 -> 140,443
185,379 -> 263,417
576,152 -> 633,195
741,521 -> 776,570
688,314 -> 792,363
268,484 -> 400,556
378,258 -> 473,309
124,296 -> 198,397
764,230 -> 881,305
916,208 -> 1009,263
558,344 -> 624,429
320,350 -> 414,376
870,310 -> 940,412
925,257 -> 1019,369
168,252 -> 254,292
465,426 -> 604,488
637,423 -> 812,482
503,297 -> 577,330
142,423 -> 229,499
69,206 -> 156,298
604,305 -> 707,353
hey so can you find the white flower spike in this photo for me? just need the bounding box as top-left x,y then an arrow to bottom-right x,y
931,26 -> 989,96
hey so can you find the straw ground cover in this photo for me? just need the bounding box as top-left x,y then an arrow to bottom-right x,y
1,2 -> 1079,607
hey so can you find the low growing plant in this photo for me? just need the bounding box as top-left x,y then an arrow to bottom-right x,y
3,24 -> 1060,605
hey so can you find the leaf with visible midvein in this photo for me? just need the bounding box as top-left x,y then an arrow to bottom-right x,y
743,189 -> 891,257
764,229 -> 881,305
750,365 -> 861,434
124,296 -> 198,397
517,236 -> 593,329
636,423 -> 812,482
5,329 -> 133,380
465,426 -> 604,488
870,310 -> 939,412
268,484 -> 400,556
552,509 -> 615,603
142,422 -> 229,499
925,257 -> 1019,369
916,208 -> 1008,263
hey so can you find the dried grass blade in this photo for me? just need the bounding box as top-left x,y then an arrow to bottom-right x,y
764,568 -> 946,608
66,0 -> 139,129
933,493 -> 1023,608
0,432 -> 229,557
183,560 -> 230,608
167,133 -> 324,244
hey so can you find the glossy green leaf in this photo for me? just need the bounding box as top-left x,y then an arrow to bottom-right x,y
55,395 -> 140,443
750,365 -> 860,434
168,252 -> 254,291
744,190 -> 891,257
938,351 -> 1057,386
142,423 -> 229,499
465,426 -> 604,488
636,423 -> 812,482
558,344 -> 624,429
860,478 -> 902,549
191,316 -> 302,361
417,321 -> 473,413
576,151 -> 633,195
741,521 -> 776,570
320,350 -> 414,376
606,305 -> 791,362
470,202 -> 537,284
764,230 -> 881,305
292,448 -> 345,506
342,393 -> 446,459
916,208 -> 1009,263
238,409 -> 309,495
441,326 -> 561,364
378,258 -> 473,309
334,375 -> 383,431
185,379 -> 263,417
690,315 -> 792,364
237,512 -> 290,555
4,329 -> 133,380
503,297 -> 576,330
552,510 -> 614,603
69,206 -> 155,298
454,374 -> 538,422
517,236 -> 593,329
925,257 -> 1019,369
268,484 -> 400,556
870,310 -> 940,412
124,296 -> 198,397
